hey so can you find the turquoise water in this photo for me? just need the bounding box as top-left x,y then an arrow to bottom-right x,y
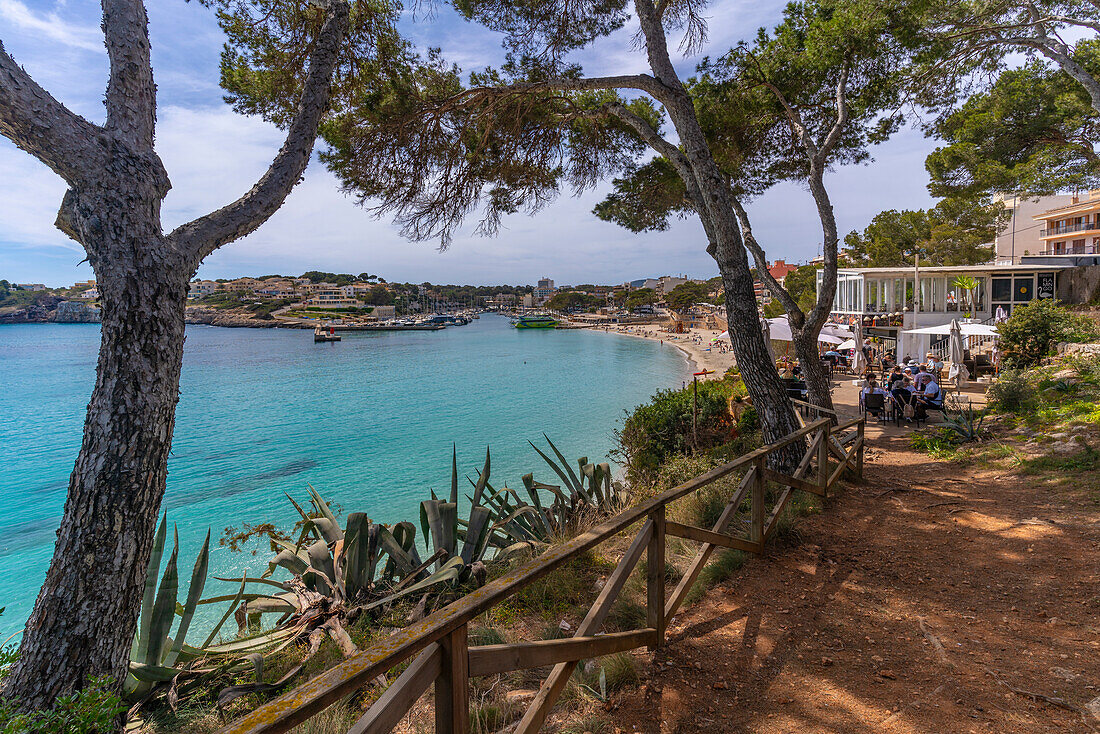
0,316 -> 689,639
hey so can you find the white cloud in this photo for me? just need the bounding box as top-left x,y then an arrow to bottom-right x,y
0,0 -> 102,52
0,0 -> 945,288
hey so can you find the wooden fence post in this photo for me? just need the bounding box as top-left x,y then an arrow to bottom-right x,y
751,457 -> 765,546
856,420 -> 865,479
647,506 -> 666,650
818,421 -> 830,497
435,624 -> 469,734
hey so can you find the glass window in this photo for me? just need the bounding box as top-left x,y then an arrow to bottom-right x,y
1014,276 -> 1033,302
974,277 -> 987,312
991,277 -> 1011,302
933,277 -> 946,312
865,279 -> 878,312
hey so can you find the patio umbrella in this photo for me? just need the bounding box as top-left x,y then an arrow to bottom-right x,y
765,317 -> 849,344
820,323 -> 854,340
851,321 -> 868,374
947,318 -> 970,388
761,317 -> 777,362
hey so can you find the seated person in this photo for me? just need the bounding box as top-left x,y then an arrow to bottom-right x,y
912,365 -> 933,392
862,379 -> 888,417
915,375 -> 944,411
886,366 -> 905,392
891,376 -> 915,410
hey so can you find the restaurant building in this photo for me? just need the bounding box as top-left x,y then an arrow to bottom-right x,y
818,264 -> 1062,360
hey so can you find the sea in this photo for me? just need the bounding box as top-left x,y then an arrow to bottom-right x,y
0,316 -> 690,640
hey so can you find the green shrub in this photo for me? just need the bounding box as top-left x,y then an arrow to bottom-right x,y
986,369 -> 1038,414
0,678 -> 126,733
617,378 -> 742,483
998,300 -> 1099,369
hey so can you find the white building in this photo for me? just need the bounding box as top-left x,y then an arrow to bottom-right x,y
533,277 -> 556,304
821,264 -> 1063,360
187,280 -> 219,299
993,192 -> 1075,265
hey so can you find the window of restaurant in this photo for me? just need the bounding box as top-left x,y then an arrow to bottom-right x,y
1014,276 -> 1033,301
991,277 -> 1011,302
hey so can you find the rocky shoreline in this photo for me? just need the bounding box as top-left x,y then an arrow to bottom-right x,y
0,301 -> 312,328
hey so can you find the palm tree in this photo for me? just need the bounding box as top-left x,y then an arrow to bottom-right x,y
952,275 -> 981,318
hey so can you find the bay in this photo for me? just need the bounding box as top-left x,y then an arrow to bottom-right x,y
0,315 -> 689,639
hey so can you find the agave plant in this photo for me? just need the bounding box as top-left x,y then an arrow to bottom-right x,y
419,447 -> 536,589
941,398 -> 987,443
125,516 -> 279,714
471,437 -> 625,544
125,515 -> 211,701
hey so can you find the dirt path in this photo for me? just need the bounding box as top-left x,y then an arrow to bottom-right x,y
610,432 -> 1100,733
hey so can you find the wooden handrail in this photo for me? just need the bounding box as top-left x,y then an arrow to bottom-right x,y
217,415 -> 862,734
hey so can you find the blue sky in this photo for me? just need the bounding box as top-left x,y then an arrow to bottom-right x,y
0,0 -> 937,287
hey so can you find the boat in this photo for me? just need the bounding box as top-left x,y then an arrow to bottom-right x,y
512,314 -> 559,329
314,325 -> 341,342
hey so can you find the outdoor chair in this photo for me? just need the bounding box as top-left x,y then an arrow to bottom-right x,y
862,392 -> 888,423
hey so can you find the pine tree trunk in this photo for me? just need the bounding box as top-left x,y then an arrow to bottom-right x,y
5,188 -> 191,710
791,329 -> 835,414
712,233 -> 804,472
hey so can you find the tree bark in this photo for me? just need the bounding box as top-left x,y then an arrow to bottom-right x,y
6,182 -> 190,710
630,0 -> 803,468
791,328 -> 832,411
0,0 -> 350,715
711,232 -> 805,471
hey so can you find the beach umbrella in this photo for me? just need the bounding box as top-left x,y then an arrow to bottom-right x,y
820,323 -> 854,340
947,318 -> 970,388
851,321 -> 868,373
902,322 -> 998,337
760,317 -> 777,362
765,317 -> 849,344
837,339 -> 856,350
715,330 -> 730,341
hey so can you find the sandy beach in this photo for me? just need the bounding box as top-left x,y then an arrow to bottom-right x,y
582,322 -> 737,376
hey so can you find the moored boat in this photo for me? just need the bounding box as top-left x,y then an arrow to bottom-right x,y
512,314 -> 559,329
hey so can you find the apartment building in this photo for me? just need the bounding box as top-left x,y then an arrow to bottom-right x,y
1027,190 -> 1100,266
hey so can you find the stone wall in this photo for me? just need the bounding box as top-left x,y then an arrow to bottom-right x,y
1057,265 -> 1100,304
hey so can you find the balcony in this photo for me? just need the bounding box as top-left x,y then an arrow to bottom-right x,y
1039,243 -> 1100,256
1039,221 -> 1100,237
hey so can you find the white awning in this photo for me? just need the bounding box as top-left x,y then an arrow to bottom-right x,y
901,323 -> 998,337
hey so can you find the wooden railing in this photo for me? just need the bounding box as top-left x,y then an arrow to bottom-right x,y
218,414 -> 865,734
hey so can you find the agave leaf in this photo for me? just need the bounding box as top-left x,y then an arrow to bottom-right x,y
165,530 -> 210,667
377,524 -> 419,581
308,517 -> 342,545
196,592 -> 288,606
449,444 -> 459,505
521,474 -> 556,538
135,513 -> 168,664
146,526 -> 181,665
597,463 -> 612,505
422,499 -> 453,567
197,626 -> 297,656
342,513 -> 372,599
128,661 -> 183,683
495,541 -> 538,562
212,576 -> 288,591
304,539 -> 335,594
306,484 -> 341,534
363,556 -> 465,611
470,447 -> 491,508
419,500 -> 434,557
201,575 -> 247,650
461,506 -> 492,565
242,597 -> 298,614
265,548 -> 308,579
544,434 -> 586,497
